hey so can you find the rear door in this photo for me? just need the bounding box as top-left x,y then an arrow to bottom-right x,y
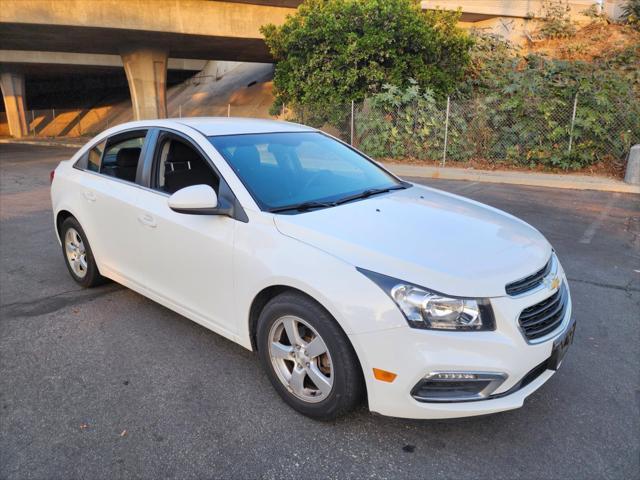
74,129 -> 150,281
129,129 -> 237,336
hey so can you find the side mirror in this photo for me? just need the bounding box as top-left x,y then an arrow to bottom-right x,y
168,185 -> 223,215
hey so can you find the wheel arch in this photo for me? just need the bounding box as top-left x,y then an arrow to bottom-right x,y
247,283 -> 368,399
55,209 -> 75,241
248,285 -> 302,351
248,285 -> 355,357
54,208 -> 103,273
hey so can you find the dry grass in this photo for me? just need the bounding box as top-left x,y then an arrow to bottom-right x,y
527,22 -> 640,61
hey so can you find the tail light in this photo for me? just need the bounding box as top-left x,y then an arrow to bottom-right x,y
50,169 -> 55,185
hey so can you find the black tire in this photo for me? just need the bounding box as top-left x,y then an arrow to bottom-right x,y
60,217 -> 107,288
256,291 -> 365,420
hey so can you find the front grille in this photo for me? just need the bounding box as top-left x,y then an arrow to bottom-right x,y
505,258 -> 552,296
519,285 -> 567,341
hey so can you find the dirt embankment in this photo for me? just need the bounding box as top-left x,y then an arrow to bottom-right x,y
525,22 -> 640,61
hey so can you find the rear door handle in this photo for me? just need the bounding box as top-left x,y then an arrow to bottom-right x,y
138,213 -> 157,228
83,191 -> 96,202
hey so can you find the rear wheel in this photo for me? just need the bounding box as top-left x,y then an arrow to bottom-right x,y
60,217 -> 106,288
257,292 -> 364,420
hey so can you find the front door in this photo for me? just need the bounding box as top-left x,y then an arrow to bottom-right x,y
131,131 -> 237,338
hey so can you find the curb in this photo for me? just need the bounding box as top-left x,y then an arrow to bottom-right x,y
1,138 -> 637,194
0,138 -> 85,148
383,163 -> 640,194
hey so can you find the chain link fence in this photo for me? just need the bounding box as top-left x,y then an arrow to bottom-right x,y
8,90 -> 638,168
293,93 -> 639,168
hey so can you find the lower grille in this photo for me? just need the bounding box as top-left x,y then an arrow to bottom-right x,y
519,284 -> 567,341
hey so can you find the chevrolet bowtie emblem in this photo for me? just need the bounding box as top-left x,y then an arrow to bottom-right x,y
549,276 -> 560,291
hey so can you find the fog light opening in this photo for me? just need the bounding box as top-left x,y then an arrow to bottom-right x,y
411,371 -> 507,403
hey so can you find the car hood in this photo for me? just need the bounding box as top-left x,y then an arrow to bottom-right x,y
273,184 -> 552,298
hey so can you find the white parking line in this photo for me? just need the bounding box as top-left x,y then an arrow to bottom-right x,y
579,194 -> 619,244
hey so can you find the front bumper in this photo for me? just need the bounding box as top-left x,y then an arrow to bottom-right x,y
348,280 -> 573,419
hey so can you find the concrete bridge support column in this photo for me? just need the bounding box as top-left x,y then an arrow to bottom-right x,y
0,72 -> 28,138
121,48 -> 168,120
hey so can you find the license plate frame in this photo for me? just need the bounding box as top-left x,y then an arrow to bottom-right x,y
548,318 -> 576,371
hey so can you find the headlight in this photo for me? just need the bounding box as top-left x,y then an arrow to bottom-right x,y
358,268 -> 495,331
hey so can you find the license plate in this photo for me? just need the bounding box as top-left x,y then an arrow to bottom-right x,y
548,318 -> 576,371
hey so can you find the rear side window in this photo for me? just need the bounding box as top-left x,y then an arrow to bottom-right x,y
100,132 -> 146,183
87,140 -> 106,172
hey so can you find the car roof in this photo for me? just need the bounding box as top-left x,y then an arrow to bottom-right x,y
115,117 -> 317,136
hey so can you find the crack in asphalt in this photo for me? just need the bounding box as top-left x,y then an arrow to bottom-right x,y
566,277 -> 640,293
0,284 -> 122,318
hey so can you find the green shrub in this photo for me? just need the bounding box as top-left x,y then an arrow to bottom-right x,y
261,0 -> 473,125
356,80 -> 445,159
538,0 -> 577,39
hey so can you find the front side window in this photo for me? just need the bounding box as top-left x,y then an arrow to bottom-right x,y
100,132 -> 146,183
152,136 -> 219,194
209,132 -> 403,211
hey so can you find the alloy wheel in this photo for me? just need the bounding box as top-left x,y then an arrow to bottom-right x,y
268,315 -> 334,403
64,227 -> 88,278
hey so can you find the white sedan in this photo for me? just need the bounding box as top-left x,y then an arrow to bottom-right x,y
50,118 -> 575,420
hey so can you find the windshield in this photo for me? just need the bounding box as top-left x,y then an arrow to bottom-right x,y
209,132 -> 403,212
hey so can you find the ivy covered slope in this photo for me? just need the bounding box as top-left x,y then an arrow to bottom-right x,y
359,21 -> 639,172
263,0 -> 639,173
465,22 -> 639,171
261,0 -> 472,121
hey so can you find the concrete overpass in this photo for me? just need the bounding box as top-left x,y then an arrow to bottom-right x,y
0,0 -> 300,137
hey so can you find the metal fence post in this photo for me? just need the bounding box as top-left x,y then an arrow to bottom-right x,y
442,96 -> 450,167
350,100 -> 355,146
568,93 -> 578,153
179,104 -> 182,118
281,103 -> 285,118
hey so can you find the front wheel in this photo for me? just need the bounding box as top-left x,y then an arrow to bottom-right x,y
257,292 -> 364,420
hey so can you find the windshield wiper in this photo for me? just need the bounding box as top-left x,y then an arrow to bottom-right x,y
335,183 -> 410,205
268,183 -> 410,213
268,200 -> 337,213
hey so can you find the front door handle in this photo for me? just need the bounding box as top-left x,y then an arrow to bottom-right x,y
83,191 -> 96,202
138,213 -> 157,228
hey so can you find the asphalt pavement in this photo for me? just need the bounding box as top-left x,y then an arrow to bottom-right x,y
1,143 -> 638,480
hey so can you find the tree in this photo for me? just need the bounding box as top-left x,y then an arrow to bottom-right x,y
261,0 -> 472,121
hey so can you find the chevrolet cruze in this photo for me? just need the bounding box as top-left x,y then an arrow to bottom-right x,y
50,118 -> 575,420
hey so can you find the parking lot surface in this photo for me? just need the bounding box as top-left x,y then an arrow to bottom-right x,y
1,143 -> 638,479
